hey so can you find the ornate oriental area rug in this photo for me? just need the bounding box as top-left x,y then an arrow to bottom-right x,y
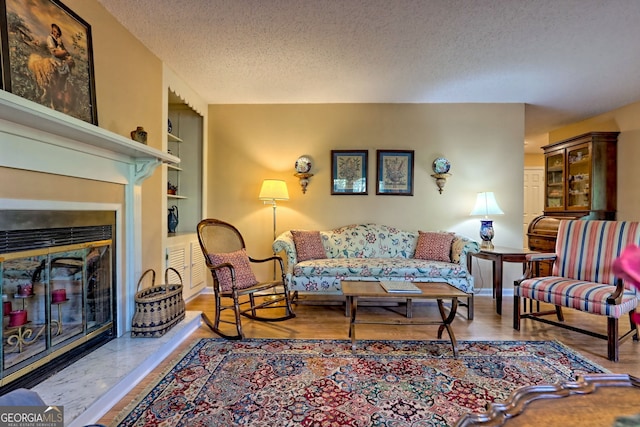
112,339 -> 607,427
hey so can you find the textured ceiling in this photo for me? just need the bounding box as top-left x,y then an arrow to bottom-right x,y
97,0 -> 640,152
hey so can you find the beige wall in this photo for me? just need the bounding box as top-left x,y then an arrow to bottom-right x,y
524,153 -> 544,167
66,1 -> 163,144
0,169 -> 124,204
209,103 -> 526,281
549,101 -> 640,221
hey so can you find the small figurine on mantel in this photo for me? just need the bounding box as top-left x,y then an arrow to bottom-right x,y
130,126 -> 147,144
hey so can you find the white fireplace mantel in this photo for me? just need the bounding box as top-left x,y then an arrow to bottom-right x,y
0,90 -> 178,335
0,90 -> 179,183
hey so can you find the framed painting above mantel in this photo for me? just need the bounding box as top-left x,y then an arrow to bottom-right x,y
0,0 -> 98,124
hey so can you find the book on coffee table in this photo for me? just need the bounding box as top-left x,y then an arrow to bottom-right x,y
379,281 -> 422,294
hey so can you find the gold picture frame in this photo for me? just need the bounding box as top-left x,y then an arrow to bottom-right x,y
0,0 -> 98,124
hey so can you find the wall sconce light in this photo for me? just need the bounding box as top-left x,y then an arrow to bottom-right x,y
470,191 -> 504,249
294,156 -> 313,194
431,157 -> 451,194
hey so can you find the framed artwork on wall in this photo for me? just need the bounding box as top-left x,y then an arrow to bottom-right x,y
331,150 -> 368,195
0,0 -> 98,124
376,150 -> 414,196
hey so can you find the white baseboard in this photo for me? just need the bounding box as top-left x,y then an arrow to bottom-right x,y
474,288 -> 515,297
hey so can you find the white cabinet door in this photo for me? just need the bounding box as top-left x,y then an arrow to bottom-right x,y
190,241 -> 206,289
166,237 -> 207,299
166,244 -> 187,283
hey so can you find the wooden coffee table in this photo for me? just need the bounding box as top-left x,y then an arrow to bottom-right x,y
341,281 -> 468,356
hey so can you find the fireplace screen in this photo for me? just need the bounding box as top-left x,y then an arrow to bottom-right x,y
0,212 -> 115,387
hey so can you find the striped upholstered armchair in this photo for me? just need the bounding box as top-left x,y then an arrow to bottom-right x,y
514,220 -> 640,361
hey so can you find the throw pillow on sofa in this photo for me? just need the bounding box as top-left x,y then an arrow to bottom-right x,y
414,231 -> 455,262
208,249 -> 258,292
291,230 -> 327,261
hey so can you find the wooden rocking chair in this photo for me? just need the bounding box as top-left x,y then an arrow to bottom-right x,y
196,218 -> 296,339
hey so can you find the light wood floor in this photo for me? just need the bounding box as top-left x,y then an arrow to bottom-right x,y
98,293 -> 639,425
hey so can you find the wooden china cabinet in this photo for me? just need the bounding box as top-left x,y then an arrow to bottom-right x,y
528,132 -> 618,273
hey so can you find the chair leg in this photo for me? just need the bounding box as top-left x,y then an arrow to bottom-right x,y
513,295 -> 521,331
283,286 -> 296,317
467,294 -> 474,320
232,291 -> 244,338
213,291 -> 222,331
249,294 -> 257,317
630,310 -> 639,341
201,290 -> 243,340
555,305 -> 564,321
607,317 -> 619,362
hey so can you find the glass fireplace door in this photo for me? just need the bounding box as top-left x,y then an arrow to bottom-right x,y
0,241 -> 112,382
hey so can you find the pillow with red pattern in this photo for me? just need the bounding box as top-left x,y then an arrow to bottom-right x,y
207,249 -> 258,292
291,230 -> 327,262
414,231 -> 455,262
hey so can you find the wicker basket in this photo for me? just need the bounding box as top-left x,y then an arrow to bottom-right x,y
131,268 -> 186,338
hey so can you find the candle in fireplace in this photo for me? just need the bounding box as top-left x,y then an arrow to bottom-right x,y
52,289 -> 67,303
8,310 -> 27,327
18,284 -> 33,296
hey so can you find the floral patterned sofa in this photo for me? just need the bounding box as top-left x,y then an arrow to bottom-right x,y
273,224 -> 480,318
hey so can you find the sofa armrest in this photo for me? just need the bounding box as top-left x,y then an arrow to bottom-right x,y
273,231 -> 297,277
452,234 -> 480,268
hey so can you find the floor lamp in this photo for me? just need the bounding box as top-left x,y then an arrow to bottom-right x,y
259,179 -> 289,279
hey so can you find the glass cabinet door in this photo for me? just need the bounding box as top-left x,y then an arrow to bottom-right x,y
545,151 -> 564,210
567,144 -> 590,209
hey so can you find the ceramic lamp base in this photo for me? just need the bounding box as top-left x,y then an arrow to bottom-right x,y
479,219 -> 495,249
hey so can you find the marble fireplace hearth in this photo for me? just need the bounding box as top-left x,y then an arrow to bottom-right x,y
34,311 -> 201,427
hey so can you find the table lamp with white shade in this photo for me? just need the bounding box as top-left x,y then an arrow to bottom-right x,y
470,192 -> 504,249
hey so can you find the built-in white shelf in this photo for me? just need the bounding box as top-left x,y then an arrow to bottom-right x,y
167,132 -> 183,143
